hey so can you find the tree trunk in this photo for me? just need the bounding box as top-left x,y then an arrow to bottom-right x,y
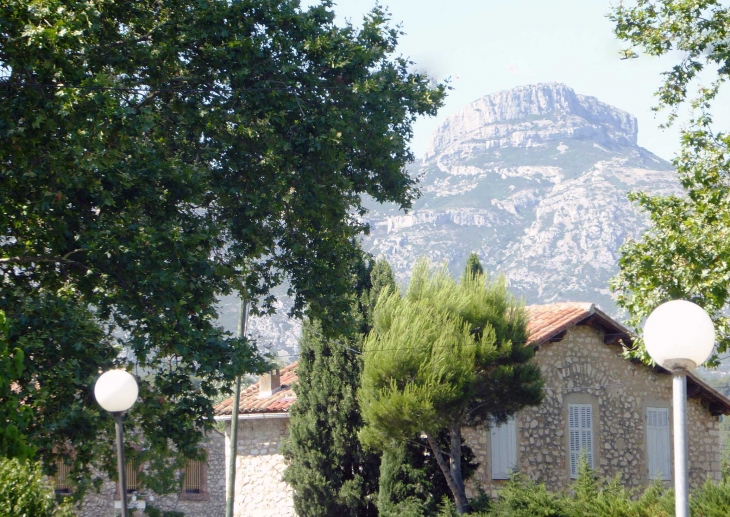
449,424 -> 470,514
426,431 -> 470,514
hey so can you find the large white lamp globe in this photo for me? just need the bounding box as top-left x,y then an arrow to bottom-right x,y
94,370 -> 139,412
643,300 -> 716,371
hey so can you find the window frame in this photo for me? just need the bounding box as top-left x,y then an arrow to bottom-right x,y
564,393 -> 600,480
645,405 -> 672,481
179,454 -> 209,502
490,416 -> 518,480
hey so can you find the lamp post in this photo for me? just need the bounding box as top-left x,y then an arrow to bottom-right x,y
94,370 -> 139,517
643,300 -> 715,517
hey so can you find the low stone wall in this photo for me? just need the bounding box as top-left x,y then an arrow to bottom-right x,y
228,417 -> 294,517
464,324 -> 722,498
74,430 -> 226,517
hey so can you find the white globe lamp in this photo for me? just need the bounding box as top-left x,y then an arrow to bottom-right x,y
94,370 -> 139,412
94,369 -> 138,517
643,299 -> 716,517
644,300 -> 715,371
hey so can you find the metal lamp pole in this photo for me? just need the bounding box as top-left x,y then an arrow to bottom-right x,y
113,412 -> 130,517
672,370 -> 689,517
94,370 -> 139,517
643,300 -> 716,517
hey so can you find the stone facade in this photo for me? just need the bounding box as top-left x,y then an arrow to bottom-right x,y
463,324 -> 722,498
73,430 -> 226,517
226,417 -> 294,517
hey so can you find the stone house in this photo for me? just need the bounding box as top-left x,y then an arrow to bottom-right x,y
213,302 -> 730,515
52,430 -> 226,517
462,302 -> 730,498
213,363 -> 298,517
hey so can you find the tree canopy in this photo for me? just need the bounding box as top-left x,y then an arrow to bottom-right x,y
609,0 -> 730,364
0,0 -> 445,491
358,257 -> 543,514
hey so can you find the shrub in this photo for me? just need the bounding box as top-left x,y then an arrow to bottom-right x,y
145,506 -> 185,517
0,457 -> 74,517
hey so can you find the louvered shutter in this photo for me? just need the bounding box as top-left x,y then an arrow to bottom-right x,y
646,407 -> 671,480
569,404 -> 594,478
491,417 -> 517,479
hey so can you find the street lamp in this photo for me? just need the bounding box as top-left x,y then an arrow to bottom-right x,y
94,370 -> 139,517
644,300 -> 715,517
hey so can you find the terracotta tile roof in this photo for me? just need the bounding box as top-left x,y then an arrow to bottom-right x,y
526,302 -> 596,345
213,362 -> 298,416
213,302 -> 730,417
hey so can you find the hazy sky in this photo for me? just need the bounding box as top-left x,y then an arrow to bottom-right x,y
305,0 -> 730,162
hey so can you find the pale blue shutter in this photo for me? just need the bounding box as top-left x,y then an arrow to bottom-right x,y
646,407 -> 671,480
569,404 -> 594,478
491,417 -> 517,479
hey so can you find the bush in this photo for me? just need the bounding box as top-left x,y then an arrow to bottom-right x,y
471,457 -> 730,517
476,458 -> 674,517
0,457 -> 74,517
145,506 -> 185,517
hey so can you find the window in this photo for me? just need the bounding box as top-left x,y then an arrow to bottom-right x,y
568,404 -> 594,478
180,456 -> 208,501
490,417 -> 517,479
52,460 -> 72,494
646,407 -> 671,480
125,460 -> 138,493
183,460 -> 203,494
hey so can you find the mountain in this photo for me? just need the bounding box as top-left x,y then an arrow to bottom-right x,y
218,83 -> 681,361
363,83 -> 679,310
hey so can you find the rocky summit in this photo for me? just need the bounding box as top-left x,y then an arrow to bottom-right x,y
363,83 -> 679,311
220,83 -> 681,360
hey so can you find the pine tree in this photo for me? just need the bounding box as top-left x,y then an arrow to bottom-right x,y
283,257 -> 396,516
359,256 -> 544,514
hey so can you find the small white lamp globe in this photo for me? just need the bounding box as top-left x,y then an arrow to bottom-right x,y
94,370 -> 139,412
643,300 -> 716,371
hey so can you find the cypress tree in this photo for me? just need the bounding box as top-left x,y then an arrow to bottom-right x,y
378,434 -> 478,517
283,257 -> 395,516
464,252 -> 484,279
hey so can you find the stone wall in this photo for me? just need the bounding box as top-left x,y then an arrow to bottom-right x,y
74,430 -> 226,517
463,324 -> 722,498
227,417 -> 294,517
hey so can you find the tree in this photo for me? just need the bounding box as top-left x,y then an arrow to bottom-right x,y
0,311 -> 33,461
0,0 -> 445,491
0,458 -> 75,517
609,1 -> 730,363
377,434 -> 477,517
283,257 -> 396,516
358,257 -> 543,514
464,252 -> 484,279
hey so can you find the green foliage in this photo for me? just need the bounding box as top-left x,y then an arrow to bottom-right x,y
0,0 -> 444,490
609,1 -> 730,364
473,457 -> 730,516
0,311 -> 33,461
359,255 -> 543,513
378,435 -> 478,517
482,461 -> 674,517
464,252 -> 485,280
145,507 -> 185,517
0,458 -> 74,517
360,257 -> 543,443
283,257 -> 394,516
610,0 -> 730,124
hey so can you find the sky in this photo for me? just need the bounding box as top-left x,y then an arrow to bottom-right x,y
303,0 -> 730,162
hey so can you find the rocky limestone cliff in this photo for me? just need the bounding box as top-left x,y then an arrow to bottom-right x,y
216,83 -> 681,361
363,83 -> 679,314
